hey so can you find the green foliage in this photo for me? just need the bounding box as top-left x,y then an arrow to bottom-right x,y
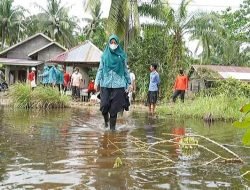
179,136 -> 199,160
107,0 -> 140,47
179,136 -> 199,148
31,0 -> 79,48
233,102 -> 250,146
158,94 -> 248,121
127,28 -> 186,101
9,83 -> 70,109
0,0 -> 26,48
113,157 -> 123,168
195,67 -> 221,79
82,0 -> 107,49
199,78 -> 250,98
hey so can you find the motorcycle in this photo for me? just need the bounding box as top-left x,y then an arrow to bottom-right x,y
0,80 -> 8,91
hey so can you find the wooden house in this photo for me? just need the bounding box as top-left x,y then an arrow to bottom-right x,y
49,40 -> 102,88
0,33 -> 66,85
188,65 -> 250,92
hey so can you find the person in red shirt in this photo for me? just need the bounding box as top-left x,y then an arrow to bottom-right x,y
28,67 -> 37,90
87,79 -> 96,100
63,68 -> 70,93
172,68 -> 188,102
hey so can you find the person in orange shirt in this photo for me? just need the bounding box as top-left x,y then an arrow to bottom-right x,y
172,68 -> 188,103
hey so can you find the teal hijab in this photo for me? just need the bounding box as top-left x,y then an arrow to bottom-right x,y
102,34 -> 127,77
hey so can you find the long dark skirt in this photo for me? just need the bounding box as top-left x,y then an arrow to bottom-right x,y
100,87 -> 125,116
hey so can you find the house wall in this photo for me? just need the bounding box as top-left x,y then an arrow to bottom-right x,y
38,45 -> 65,61
65,66 -> 90,89
188,79 -> 205,93
6,36 -> 51,59
80,67 -> 89,89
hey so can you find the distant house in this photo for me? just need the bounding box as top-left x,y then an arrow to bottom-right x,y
188,65 -> 250,92
50,40 -> 102,88
0,33 -> 66,85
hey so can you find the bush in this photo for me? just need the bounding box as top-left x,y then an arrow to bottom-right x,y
9,83 -> 70,109
198,78 -> 250,98
157,94 -> 248,121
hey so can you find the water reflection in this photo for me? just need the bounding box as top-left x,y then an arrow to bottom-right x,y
144,117 -> 156,144
0,107 -> 249,189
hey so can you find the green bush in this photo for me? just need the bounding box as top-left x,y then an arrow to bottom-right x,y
199,78 -> 250,98
233,103 -> 250,145
9,83 -> 70,109
157,94 -> 248,121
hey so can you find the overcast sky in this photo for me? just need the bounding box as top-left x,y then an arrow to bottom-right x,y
14,0 -> 243,19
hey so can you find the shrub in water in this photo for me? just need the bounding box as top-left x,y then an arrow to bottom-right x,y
9,83 -> 70,109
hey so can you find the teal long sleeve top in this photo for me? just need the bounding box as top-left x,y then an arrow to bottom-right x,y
95,59 -> 131,88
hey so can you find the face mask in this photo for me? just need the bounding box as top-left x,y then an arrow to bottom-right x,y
109,44 -> 118,50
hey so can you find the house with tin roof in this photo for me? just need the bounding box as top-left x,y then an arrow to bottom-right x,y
188,65 -> 250,92
0,33 -> 66,85
49,40 -> 103,88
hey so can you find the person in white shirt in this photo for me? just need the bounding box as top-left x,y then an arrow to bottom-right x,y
71,67 -> 82,101
128,67 -> 136,104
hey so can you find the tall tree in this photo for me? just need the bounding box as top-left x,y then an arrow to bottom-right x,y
189,12 -> 225,64
82,0 -> 103,39
34,0 -> 79,47
81,0 -> 106,49
106,0 -> 140,48
0,0 -> 26,49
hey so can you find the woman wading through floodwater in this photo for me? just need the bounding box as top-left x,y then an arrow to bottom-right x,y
94,34 -> 132,131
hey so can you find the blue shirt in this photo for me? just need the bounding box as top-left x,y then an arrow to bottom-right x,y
149,71 -> 160,91
95,59 -> 131,88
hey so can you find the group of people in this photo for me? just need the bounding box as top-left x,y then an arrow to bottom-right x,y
94,34 -> 188,131
28,65 -> 86,101
27,34 -> 187,132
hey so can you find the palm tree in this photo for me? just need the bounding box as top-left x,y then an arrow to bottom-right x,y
106,0 -> 140,48
34,0 -> 79,47
82,0 -> 104,39
188,12 -> 225,64
0,0 -> 26,49
139,0 -> 195,67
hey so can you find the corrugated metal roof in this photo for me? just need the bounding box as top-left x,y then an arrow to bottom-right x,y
192,65 -> 250,73
219,72 -> 250,80
28,42 -> 67,57
0,58 -> 43,66
192,65 -> 250,81
50,40 -> 102,64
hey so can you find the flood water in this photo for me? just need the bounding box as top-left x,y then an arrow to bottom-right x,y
0,106 -> 250,189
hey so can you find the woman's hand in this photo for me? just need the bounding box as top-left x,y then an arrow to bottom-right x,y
126,85 -> 133,93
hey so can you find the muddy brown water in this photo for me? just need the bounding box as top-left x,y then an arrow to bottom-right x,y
0,106 -> 249,189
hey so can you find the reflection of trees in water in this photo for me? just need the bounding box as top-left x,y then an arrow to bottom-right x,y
91,131 -> 132,189
0,108 -> 248,188
97,117 -> 244,189
0,126 -> 16,182
0,108 -> 73,187
2,109 -> 71,133
0,106 -> 4,127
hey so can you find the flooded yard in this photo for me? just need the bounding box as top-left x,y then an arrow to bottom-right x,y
0,106 -> 249,189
